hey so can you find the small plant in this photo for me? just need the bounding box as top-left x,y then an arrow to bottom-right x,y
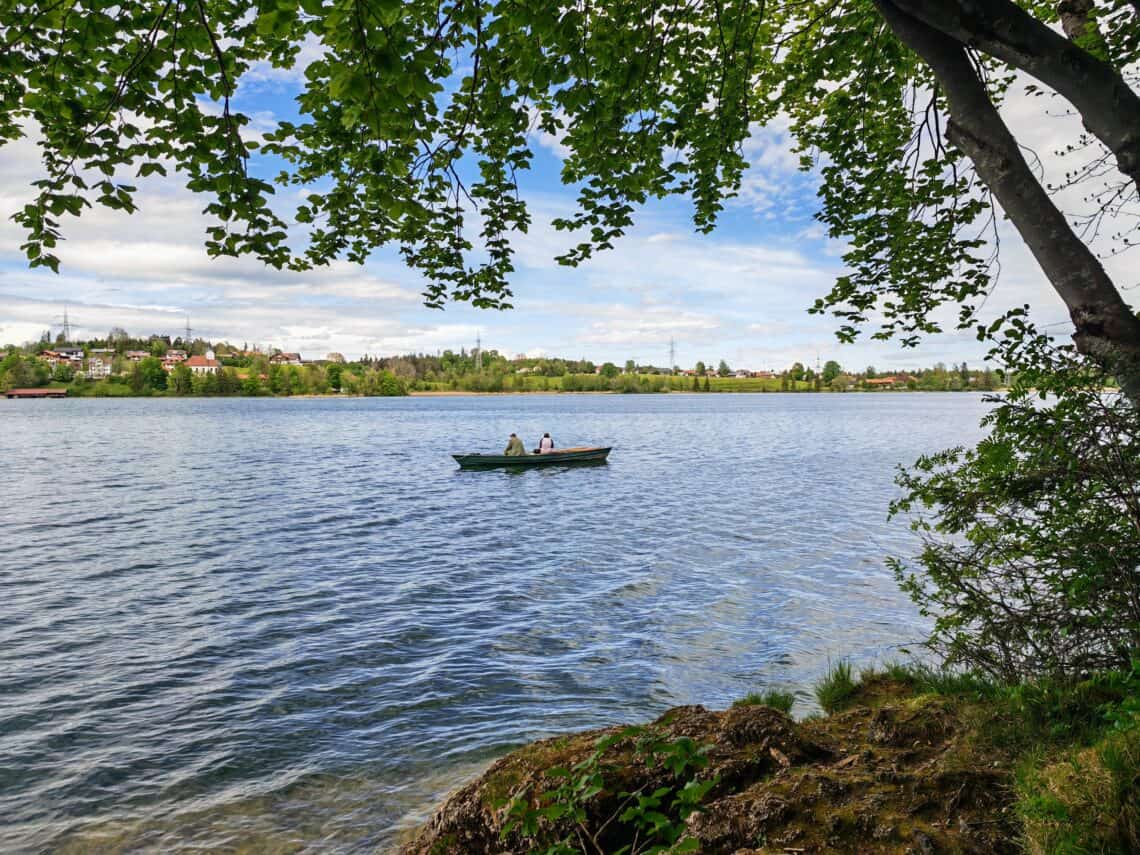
814,660 -> 857,713
732,690 -> 795,714
502,726 -> 716,854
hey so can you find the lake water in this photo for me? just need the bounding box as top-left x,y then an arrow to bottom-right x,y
0,392 -> 990,851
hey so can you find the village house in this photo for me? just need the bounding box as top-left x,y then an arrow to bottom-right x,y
47,346 -> 85,365
125,350 -> 150,362
270,352 -> 303,366
86,348 -> 115,379
185,351 -> 221,375
161,350 -> 188,372
40,350 -> 70,370
865,374 -> 915,388
325,352 -> 345,364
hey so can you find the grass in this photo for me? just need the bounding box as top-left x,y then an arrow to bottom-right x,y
826,659 -> 1140,852
732,689 -> 796,714
875,661 -> 1003,699
1015,725 -> 1140,853
814,660 -> 857,713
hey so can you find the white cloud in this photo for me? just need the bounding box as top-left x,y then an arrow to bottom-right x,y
4,71 -> 1110,369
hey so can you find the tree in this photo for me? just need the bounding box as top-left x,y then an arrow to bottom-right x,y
5,2 -> 1140,396
695,361 -> 706,377
168,363 -> 192,395
136,356 -> 167,391
326,362 -> 343,391
789,362 -> 806,382
600,362 -> 619,379
624,359 -> 636,374
107,327 -> 129,349
703,376 -> 711,392
822,360 -> 843,384
717,359 -> 731,377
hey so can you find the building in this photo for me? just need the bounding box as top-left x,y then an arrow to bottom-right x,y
40,350 -> 68,370
86,348 -> 115,379
325,352 -> 345,364
865,374 -> 915,388
125,350 -> 150,362
270,352 -> 303,366
185,351 -> 221,375
5,388 -> 68,399
45,346 -> 84,366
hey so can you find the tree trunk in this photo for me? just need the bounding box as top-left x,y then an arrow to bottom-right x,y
889,0 -> 1140,195
875,0 -> 1140,403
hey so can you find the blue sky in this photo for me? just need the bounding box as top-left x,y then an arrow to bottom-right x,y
0,53 -> 1112,370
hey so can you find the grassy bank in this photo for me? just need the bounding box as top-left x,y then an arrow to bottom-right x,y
401,662 -> 1140,854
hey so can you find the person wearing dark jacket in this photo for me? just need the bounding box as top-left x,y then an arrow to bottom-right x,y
504,433 -> 527,456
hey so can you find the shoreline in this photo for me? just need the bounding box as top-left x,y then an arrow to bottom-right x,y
5,388 -> 1007,400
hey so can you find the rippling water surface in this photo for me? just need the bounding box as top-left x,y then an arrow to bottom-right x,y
1,393 -> 990,851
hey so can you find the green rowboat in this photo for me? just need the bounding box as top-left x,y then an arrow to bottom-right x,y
452,446 -> 612,470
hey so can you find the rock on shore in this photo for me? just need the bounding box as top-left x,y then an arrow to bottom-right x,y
399,679 -> 1019,854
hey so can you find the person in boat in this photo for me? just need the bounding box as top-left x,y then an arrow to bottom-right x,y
504,433 -> 527,456
537,432 -> 555,454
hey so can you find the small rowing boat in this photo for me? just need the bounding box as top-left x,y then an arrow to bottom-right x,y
452,446 -> 612,470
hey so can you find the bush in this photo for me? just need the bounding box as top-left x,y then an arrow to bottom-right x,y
890,343 -> 1140,682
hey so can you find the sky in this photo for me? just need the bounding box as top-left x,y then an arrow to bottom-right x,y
0,40 -> 1134,371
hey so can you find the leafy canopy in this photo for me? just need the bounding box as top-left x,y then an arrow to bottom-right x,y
3,1 -> 1137,338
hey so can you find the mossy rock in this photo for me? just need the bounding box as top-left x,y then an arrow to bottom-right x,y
401,684 -> 1026,854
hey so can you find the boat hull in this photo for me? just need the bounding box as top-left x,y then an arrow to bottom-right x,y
452,446 -> 612,470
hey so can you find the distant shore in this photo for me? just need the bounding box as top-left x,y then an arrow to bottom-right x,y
3,387 -> 1011,400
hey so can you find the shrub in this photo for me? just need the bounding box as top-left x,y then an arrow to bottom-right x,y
890,343 -> 1140,682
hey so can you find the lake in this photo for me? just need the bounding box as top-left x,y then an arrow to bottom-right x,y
0,392 -> 990,851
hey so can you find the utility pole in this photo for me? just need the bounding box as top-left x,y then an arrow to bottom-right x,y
60,304 -> 72,343
475,331 -> 483,373
669,337 -> 676,374
184,316 -> 193,347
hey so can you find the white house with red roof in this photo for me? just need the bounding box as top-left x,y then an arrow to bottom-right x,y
185,351 -> 221,375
